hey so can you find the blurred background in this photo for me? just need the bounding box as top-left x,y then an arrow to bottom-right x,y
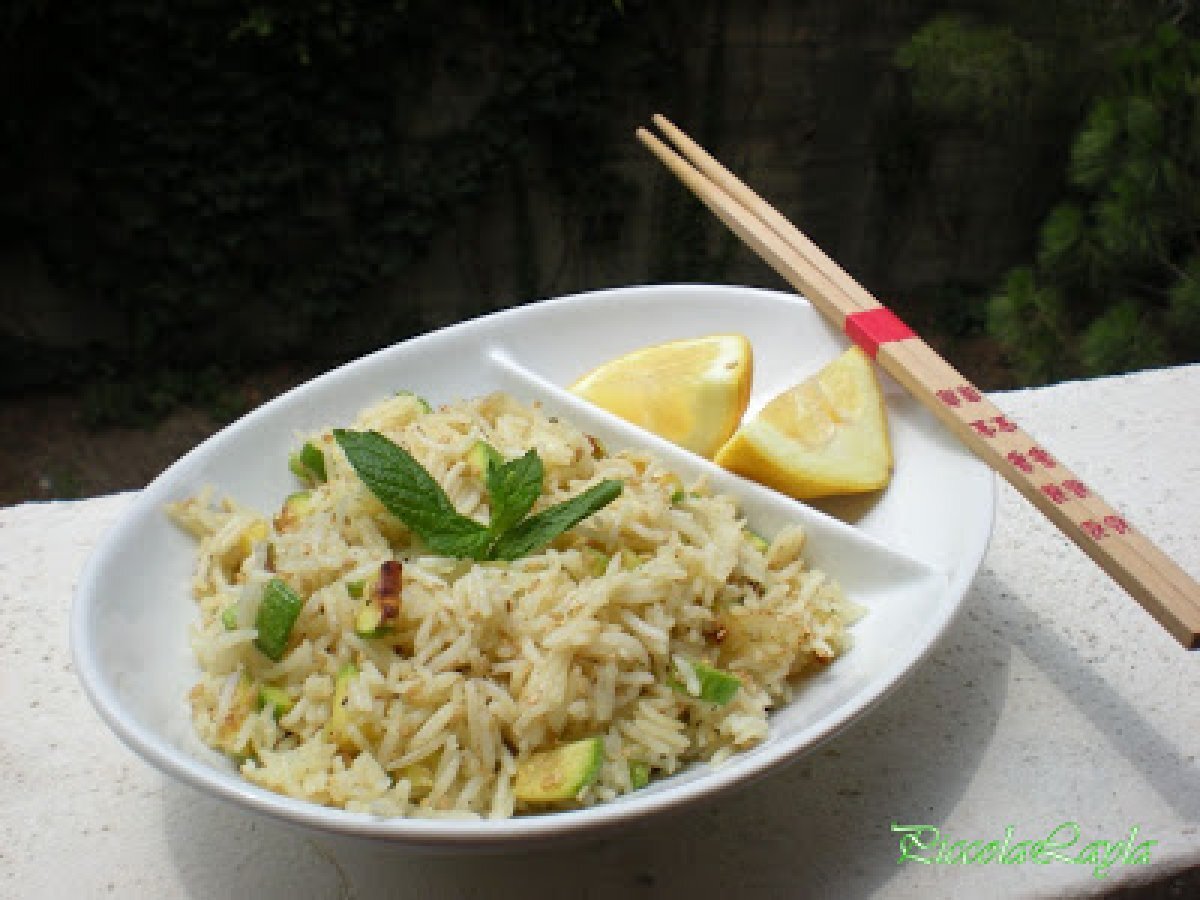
3,0 -> 1200,506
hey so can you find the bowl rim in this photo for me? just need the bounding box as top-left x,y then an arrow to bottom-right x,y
70,282 -> 996,848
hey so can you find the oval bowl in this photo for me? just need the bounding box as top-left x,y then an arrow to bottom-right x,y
71,284 -> 994,849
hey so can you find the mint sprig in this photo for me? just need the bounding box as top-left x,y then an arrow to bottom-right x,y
333,429 -> 621,560
488,480 -> 623,561
331,430 -> 492,558
485,449 -> 543,537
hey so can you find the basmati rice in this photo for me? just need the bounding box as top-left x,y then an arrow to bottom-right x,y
169,392 -> 855,818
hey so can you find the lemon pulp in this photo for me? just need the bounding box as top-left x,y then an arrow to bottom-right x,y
714,346 -> 892,499
569,334 -> 752,458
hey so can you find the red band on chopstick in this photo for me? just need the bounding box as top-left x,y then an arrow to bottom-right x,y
844,307 -> 915,358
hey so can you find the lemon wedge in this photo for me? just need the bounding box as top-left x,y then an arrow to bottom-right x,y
570,335 -> 752,458
714,346 -> 892,498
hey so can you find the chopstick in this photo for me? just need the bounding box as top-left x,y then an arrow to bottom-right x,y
638,114 -> 1200,650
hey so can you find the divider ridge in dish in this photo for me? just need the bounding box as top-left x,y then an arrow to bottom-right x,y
485,345 -> 948,603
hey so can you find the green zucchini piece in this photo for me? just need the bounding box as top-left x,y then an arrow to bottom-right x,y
254,578 -> 304,661
396,760 -> 436,799
228,519 -> 269,565
670,660 -> 741,705
745,529 -> 770,554
619,549 -> 647,571
257,685 -> 294,719
288,441 -> 326,484
275,490 -> 315,531
286,451 -> 306,480
583,547 -> 610,577
395,390 -> 432,413
514,736 -> 604,802
352,561 -> 401,638
284,489 -> 313,509
324,662 -> 359,748
220,604 -> 240,631
629,760 -> 651,790
350,570 -> 380,636
354,602 -> 387,638
466,439 -> 504,478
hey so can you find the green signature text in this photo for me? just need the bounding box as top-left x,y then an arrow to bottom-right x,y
892,821 -> 1156,879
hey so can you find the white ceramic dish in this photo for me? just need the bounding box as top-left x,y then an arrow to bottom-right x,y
71,284 -> 994,849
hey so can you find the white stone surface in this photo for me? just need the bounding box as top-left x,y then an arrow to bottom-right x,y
2,364 -> 1198,899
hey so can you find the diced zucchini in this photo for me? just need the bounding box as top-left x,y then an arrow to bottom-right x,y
354,602 -> 386,638
353,561 -> 402,638
619,549 -> 647,571
629,760 -> 651,790
274,490 -> 314,532
254,578 -> 304,661
466,439 -> 504,478
583,547 -> 610,577
220,604 -> 240,631
287,453 -> 305,481
395,390 -> 432,413
745,529 -> 770,554
396,758 -> 436,799
324,662 -> 359,749
288,441 -> 326,484
670,660 -> 741,705
233,519 -> 269,562
694,661 -> 740,704
359,392 -> 430,432
514,736 -> 605,803
350,571 -> 379,635
257,685 -> 293,719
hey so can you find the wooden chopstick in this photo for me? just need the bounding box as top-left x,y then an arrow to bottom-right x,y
638,115 -> 1200,649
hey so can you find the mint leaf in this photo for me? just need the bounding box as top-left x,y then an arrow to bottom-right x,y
334,429 -> 491,559
489,479 -> 623,561
485,449 -> 543,539
421,520 -> 496,559
335,429 -> 622,562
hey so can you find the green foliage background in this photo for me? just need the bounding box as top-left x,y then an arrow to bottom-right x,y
895,4 -> 1200,383
3,0 -> 1200,425
0,0 -> 665,422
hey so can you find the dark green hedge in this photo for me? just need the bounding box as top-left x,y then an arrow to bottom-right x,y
894,6 -> 1200,383
0,1 -> 666,419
